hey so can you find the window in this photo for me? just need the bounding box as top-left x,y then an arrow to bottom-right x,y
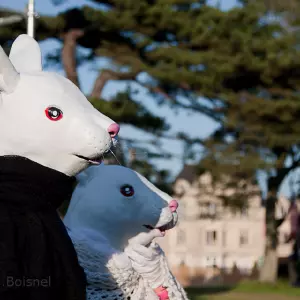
222,230 -> 226,247
205,256 -> 217,267
179,259 -> 185,266
208,203 -> 216,216
206,230 -> 217,245
241,207 -> 248,217
175,182 -> 185,197
177,228 -> 186,245
239,230 -> 248,246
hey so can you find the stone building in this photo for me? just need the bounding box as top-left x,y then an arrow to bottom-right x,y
159,165 -> 297,285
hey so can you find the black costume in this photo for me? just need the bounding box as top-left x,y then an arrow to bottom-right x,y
0,156 -> 86,300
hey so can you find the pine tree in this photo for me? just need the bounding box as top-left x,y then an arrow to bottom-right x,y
199,2 -> 300,282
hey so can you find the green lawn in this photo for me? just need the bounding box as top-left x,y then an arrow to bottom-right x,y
185,280 -> 300,300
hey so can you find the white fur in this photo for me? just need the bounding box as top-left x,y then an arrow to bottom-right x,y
64,164 -> 178,250
0,35 -> 117,176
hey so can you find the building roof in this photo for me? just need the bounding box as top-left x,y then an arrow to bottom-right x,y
175,164 -> 198,183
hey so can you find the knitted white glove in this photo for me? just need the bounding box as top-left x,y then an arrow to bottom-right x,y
124,229 -> 167,289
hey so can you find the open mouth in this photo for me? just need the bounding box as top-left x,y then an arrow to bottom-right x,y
75,154 -> 102,165
143,223 -> 173,236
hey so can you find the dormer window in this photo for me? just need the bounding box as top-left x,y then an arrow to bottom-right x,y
209,203 -> 216,215
173,179 -> 188,197
241,207 -> 248,217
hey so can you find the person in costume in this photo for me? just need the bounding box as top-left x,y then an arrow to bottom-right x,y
0,34 -> 119,300
64,164 -> 188,300
288,202 -> 300,286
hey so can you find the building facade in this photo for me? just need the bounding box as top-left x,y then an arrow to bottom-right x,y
159,165 -> 296,284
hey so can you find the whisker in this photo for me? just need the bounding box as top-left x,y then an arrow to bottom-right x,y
112,136 -> 119,148
110,149 -> 122,166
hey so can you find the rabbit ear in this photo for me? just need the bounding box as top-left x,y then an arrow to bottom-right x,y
9,34 -> 42,72
0,44 -> 20,94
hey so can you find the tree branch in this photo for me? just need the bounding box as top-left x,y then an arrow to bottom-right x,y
61,29 -> 84,88
268,158 -> 300,193
134,80 -> 171,99
90,69 -> 140,98
174,100 -> 223,122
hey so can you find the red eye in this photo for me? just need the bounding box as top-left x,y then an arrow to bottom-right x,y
120,185 -> 134,197
45,106 -> 63,121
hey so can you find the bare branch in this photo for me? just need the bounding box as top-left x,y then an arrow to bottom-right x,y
134,80 -> 171,99
174,100 -> 223,122
61,29 -> 84,88
91,69 -> 140,98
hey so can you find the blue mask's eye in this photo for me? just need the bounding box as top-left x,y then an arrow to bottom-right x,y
120,185 -> 134,197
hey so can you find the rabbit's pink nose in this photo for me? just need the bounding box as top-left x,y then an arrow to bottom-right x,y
107,123 -> 120,138
169,200 -> 178,213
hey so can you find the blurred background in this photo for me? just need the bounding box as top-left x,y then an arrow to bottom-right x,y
1,0 -> 300,299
